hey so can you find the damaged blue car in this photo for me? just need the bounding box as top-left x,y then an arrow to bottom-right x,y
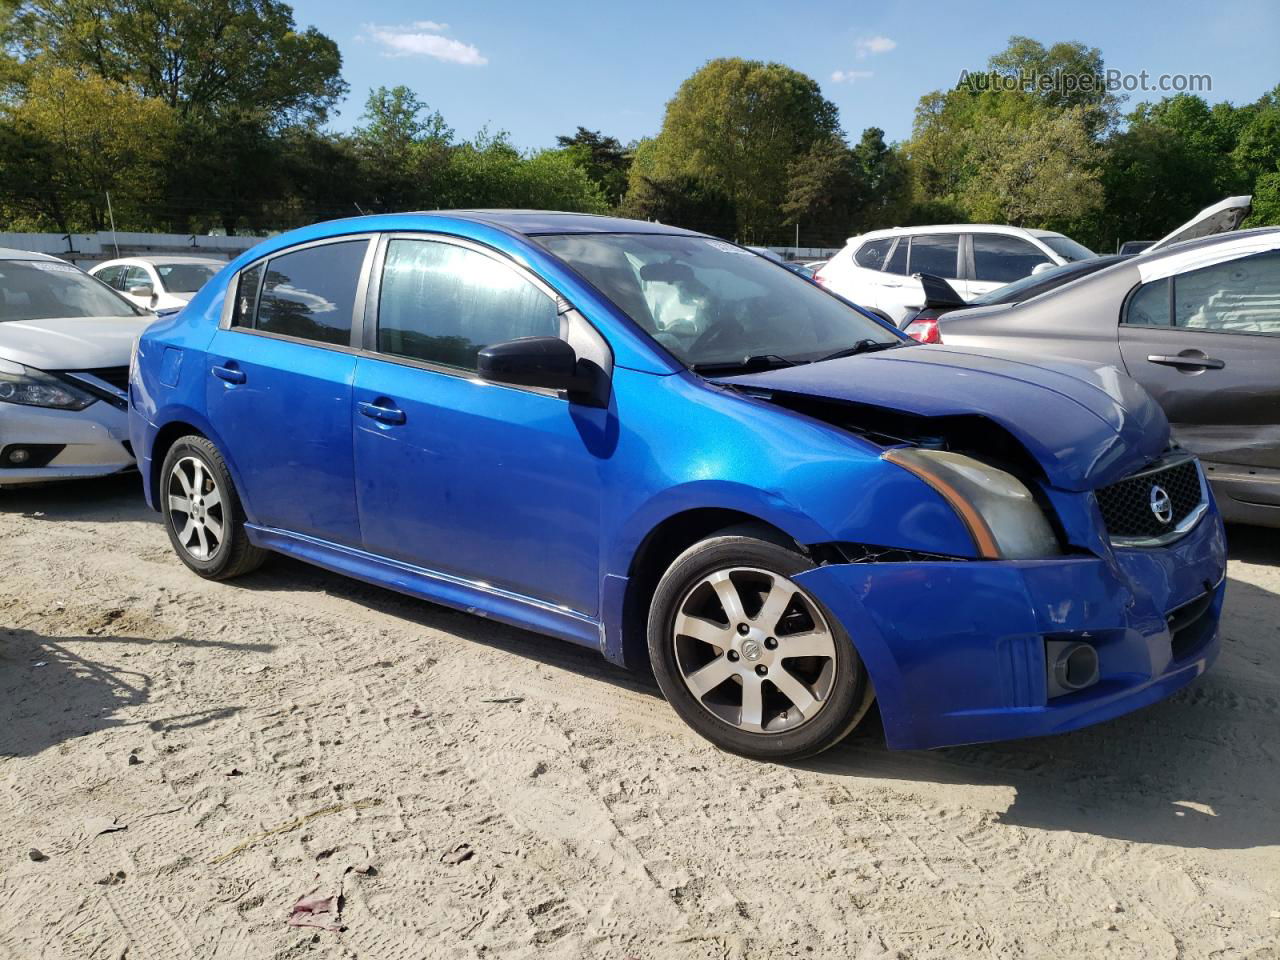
130,212 -> 1226,761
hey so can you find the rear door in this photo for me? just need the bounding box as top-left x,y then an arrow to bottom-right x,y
966,234 -> 1054,299
205,236 -> 375,545
1117,249 -> 1280,504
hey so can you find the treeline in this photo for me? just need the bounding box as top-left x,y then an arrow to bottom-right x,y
1,1 -> 1277,251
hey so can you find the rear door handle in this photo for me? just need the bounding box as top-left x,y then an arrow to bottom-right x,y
357,400 -> 406,425
212,364 -> 246,384
1147,354 -> 1225,370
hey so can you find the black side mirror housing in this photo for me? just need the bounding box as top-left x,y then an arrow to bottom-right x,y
477,336 -> 604,403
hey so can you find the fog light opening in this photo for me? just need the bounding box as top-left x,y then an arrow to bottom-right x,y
1045,640 -> 1100,698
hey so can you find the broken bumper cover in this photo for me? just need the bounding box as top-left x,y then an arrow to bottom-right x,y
0,401 -> 135,484
793,510 -> 1227,750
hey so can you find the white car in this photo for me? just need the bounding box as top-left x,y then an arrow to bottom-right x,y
0,249 -> 152,485
89,255 -> 223,313
815,224 -> 1097,325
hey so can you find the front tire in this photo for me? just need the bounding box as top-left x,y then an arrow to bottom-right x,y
647,532 -> 872,761
160,435 -> 266,581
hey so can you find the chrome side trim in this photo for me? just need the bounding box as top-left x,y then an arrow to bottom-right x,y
1108,457 -> 1211,549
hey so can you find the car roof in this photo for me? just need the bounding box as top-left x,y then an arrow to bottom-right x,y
0,247 -> 64,263
94,255 -> 226,267
847,224 -> 1065,245
1131,225 -> 1280,265
425,210 -> 706,237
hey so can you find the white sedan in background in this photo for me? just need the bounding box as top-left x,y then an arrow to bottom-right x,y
0,248 -> 151,485
89,255 -> 223,313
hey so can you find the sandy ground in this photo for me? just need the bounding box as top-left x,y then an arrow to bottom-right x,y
0,475 -> 1278,960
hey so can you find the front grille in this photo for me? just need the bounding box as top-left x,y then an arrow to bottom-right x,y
69,366 -> 129,391
1096,457 -> 1205,543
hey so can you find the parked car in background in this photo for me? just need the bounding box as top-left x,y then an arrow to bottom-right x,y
90,255 -> 224,313
0,248 -> 149,484
815,224 -> 1096,325
904,255 -> 1130,338
133,211 -> 1223,761
933,227 -> 1280,527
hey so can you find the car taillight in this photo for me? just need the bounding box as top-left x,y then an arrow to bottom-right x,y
905,317 -> 942,344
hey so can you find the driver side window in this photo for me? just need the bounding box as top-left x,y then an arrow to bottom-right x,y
376,239 -> 559,370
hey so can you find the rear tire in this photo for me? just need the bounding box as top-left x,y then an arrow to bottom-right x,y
159,436 -> 266,581
647,533 -> 872,762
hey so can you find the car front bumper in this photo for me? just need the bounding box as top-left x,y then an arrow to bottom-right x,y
0,401 -> 135,485
794,509 -> 1227,750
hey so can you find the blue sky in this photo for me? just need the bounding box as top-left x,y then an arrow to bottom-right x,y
292,0 -> 1280,148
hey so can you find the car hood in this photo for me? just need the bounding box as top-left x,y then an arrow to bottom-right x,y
0,315 -> 153,371
1147,195 -> 1252,252
721,345 -> 1170,491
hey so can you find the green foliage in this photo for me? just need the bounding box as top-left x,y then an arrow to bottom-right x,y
631,57 -> 840,238
555,127 -> 631,207
14,0 -> 346,124
0,64 -> 176,232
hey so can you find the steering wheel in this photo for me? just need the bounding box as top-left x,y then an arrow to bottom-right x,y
688,317 -> 747,356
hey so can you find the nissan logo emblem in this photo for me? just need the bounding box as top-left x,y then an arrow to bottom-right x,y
1149,484 -> 1174,525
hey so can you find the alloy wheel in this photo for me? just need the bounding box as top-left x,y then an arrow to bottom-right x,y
672,567 -> 838,734
167,456 -> 225,561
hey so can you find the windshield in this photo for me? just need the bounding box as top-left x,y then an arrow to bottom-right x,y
0,260 -> 141,322
536,233 -> 899,368
1040,235 -> 1096,262
156,262 -> 218,294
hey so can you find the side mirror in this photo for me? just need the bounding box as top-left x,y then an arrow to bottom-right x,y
128,283 -> 155,299
1031,262 -> 1055,276
477,336 -> 600,401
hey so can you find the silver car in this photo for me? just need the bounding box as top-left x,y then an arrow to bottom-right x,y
0,249 -> 152,484
930,228 -> 1280,526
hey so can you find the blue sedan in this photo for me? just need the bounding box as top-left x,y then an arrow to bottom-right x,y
129,212 -> 1226,761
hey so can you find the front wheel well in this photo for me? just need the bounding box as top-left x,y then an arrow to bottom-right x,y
149,422 -> 206,510
619,508 -> 803,673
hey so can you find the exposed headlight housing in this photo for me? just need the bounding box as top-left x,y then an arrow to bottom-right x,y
885,447 -> 1062,559
0,359 -> 96,411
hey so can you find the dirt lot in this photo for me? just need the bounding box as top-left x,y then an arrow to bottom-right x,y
0,475 -> 1278,960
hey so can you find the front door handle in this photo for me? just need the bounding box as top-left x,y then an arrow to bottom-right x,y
1147,354 -> 1225,371
212,363 -> 246,384
358,400 -> 406,425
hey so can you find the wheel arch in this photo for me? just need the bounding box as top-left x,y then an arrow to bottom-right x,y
147,410 -> 253,521
612,507 -> 808,674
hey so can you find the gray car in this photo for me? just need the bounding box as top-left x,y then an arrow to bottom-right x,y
934,227 -> 1280,527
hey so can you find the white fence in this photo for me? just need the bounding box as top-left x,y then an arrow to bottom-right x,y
0,231 -> 265,268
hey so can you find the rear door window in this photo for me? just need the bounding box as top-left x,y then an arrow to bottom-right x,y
884,238 -> 909,275
252,240 -> 369,346
854,238 -> 892,270
972,235 -> 1054,283
908,234 -> 960,278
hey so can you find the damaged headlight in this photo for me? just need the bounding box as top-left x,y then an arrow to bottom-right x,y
0,358 -> 96,411
885,448 -> 1062,559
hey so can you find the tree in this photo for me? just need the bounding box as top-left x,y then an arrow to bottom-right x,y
958,106 -> 1102,228
628,58 -> 840,238
15,0 -> 346,125
985,35 -> 1120,133
555,127 -> 631,207
437,131 -> 608,214
353,85 -> 452,213
0,64 -> 176,232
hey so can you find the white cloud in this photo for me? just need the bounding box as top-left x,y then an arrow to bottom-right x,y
855,35 -> 897,58
365,22 -> 487,66
831,69 -> 874,83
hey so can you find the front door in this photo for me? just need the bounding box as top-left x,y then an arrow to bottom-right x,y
205,237 -> 373,545
351,235 -> 608,615
1117,249 -> 1280,506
